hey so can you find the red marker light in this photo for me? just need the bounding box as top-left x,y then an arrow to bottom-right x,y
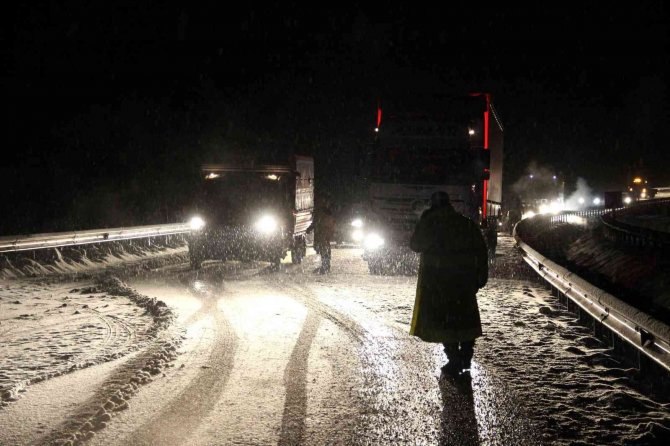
484,111 -> 489,149
482,180 -> 488,219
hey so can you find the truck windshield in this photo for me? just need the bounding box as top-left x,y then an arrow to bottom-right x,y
202,173 -> 288,203
371,110 -> 480,185
371,147 -> 475,184
196,173 -> 290,224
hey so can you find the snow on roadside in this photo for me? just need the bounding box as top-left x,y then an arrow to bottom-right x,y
0,279 -> 148,406
0,276 -> 180,409
0,240 -> 187,279
0,274 -> 184,445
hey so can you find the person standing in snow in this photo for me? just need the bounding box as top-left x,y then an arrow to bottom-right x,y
480,219 -> 497,262
409,191 -> 488,378
307,198 -> 336,274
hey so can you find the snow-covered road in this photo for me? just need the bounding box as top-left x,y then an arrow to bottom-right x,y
1,236 -> 669,445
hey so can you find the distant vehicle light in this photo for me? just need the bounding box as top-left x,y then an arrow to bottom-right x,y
549,201 -> 563,214
364,233 -> 385,250
578,197 -> 585,205
255,215 -> 278,234
205,173 -> 220,180
266,174 -> 279,180
498,221 -> 503,226
624,196 -> 632,204
468,129 -> 475,136
593,197 -> 601,205
529,174 -> 534,179
633,177 -> 643,184
190,216 -> 205,231
351,218 -> 363,228
352,229 -> 364,242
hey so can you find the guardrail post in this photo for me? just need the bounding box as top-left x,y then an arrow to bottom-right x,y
593,319 -> 605,342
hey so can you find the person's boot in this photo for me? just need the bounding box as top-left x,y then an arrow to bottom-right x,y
461,358 -> 472,373
440,358 -> 462,378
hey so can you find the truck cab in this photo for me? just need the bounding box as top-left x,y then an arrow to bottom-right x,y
186,155 -> 314,269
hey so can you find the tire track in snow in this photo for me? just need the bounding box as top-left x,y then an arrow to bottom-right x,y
273,265 -> 540,445
123,279 -> 237,446
273,278 -> 413,445
277,308 -> 321,446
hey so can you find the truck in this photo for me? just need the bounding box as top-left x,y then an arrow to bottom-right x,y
186,155 -> 314,269
517,172 -> 565,217
359,93 -> 503,274
627,174 -> 656,201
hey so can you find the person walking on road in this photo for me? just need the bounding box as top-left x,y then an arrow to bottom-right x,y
409,191 -> 489,378
307,199 -> 336,274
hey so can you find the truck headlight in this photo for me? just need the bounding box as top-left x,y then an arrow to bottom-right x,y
352,229 -> 364,242
364,232 -> 384,250
255,215 -> 278,234
351,218 -> 363,228
190,216 -> 205,231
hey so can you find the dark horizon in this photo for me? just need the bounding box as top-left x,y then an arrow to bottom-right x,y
2,3 -> 668,234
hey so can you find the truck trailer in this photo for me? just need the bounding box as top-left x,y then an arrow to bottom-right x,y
186,155 -> 314,269
360,93 -> 503,274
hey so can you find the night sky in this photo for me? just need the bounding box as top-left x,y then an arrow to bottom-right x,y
2,3 -> 668,234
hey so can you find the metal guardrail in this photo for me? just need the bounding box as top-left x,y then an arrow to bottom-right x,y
514,232 -> 670,372
0,223 -> 191,253
600,198 -> 670,248
549,208 -> 620,226
544,199 -> 670,248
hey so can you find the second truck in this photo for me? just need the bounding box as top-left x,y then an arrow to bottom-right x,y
359,93 -> 504,274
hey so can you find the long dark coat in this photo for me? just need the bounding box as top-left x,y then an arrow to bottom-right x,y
409,204 -> 488,343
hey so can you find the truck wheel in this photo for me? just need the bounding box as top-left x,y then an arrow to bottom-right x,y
270,257 -> 281,271
190,255 -> 202,270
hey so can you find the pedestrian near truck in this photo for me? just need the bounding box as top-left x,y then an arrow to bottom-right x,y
307,199 -> 336,274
